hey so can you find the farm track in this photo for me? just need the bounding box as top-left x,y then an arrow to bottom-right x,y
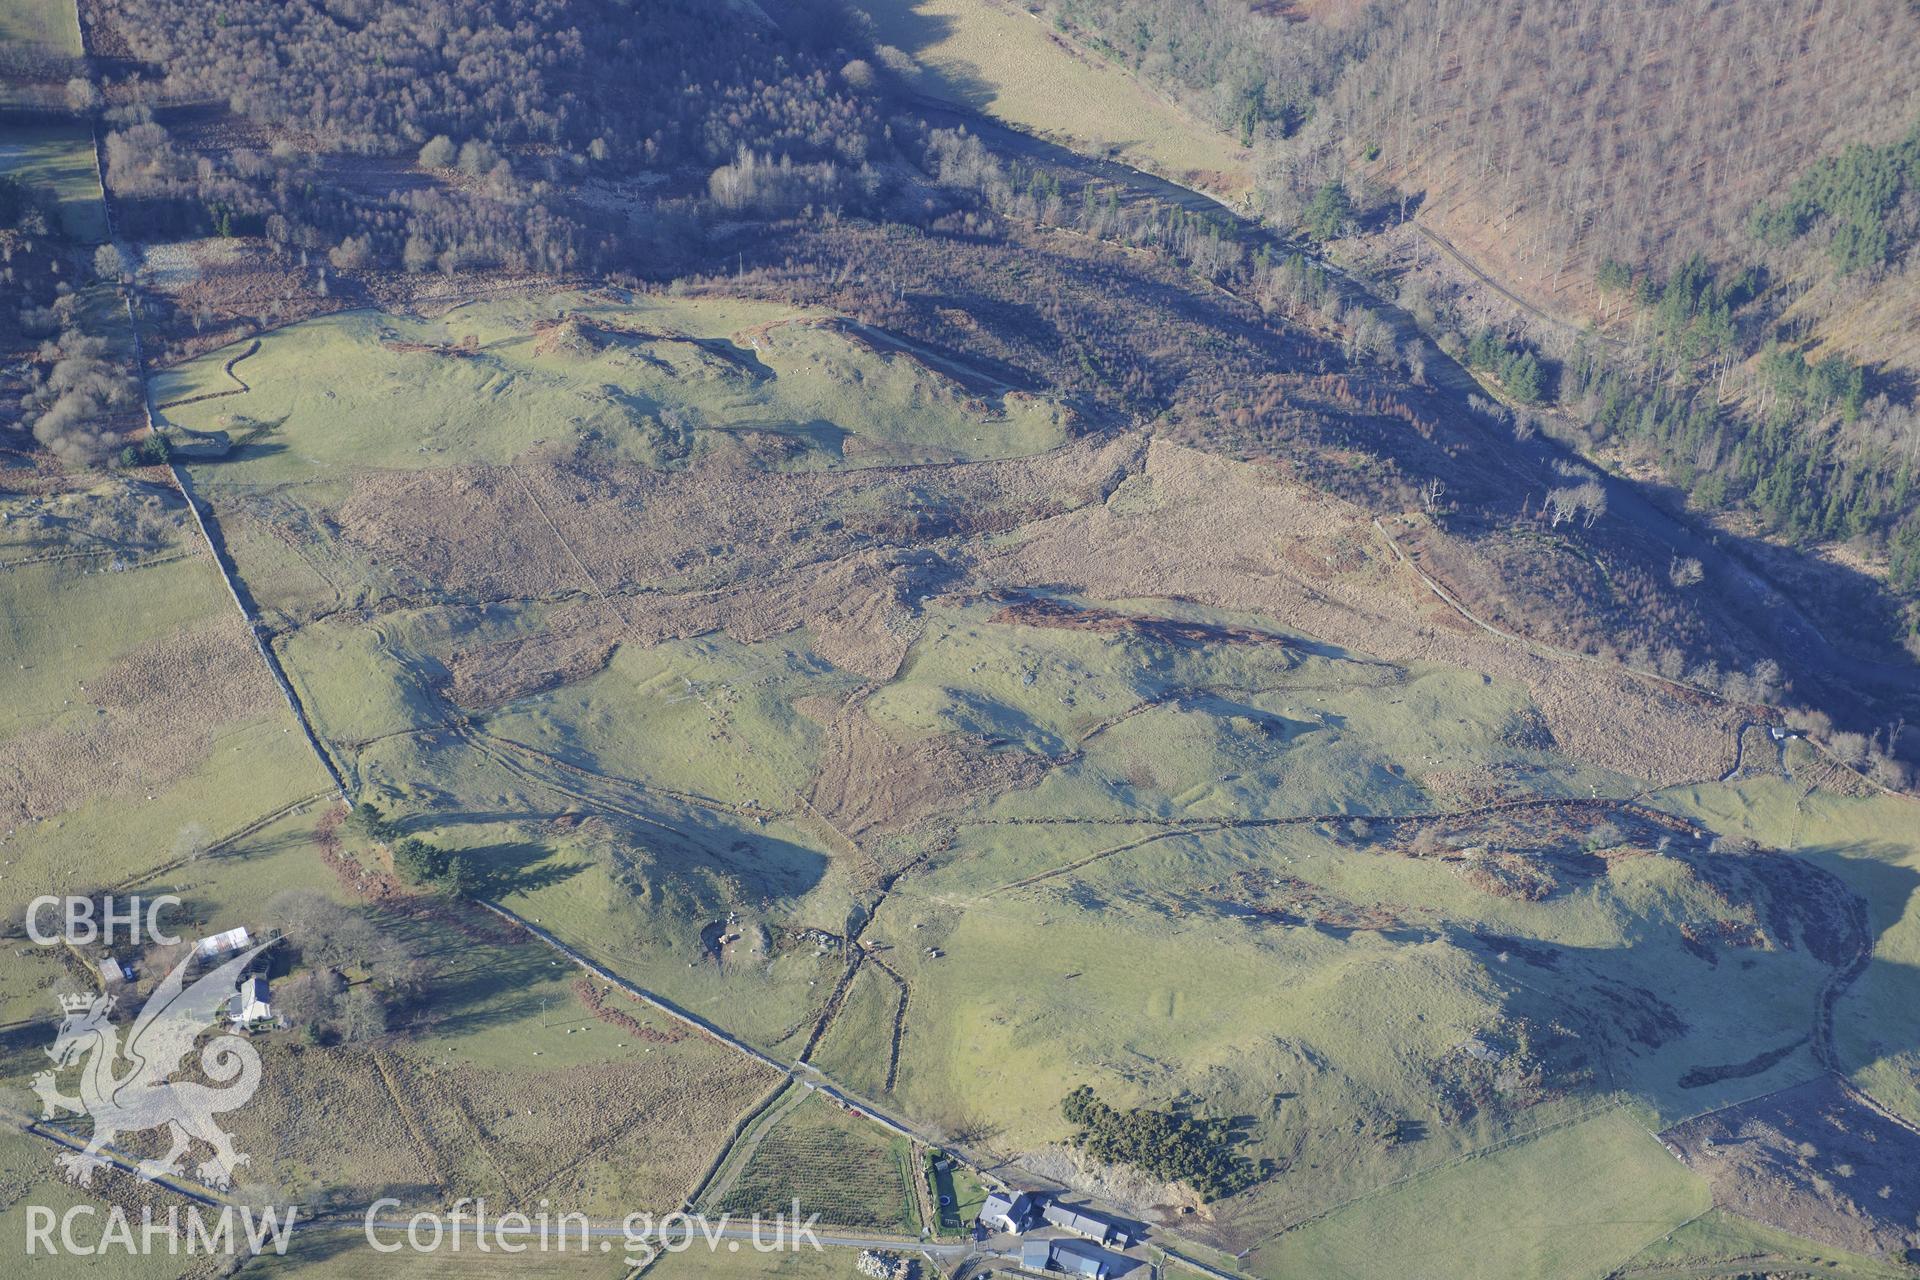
454,724 -> 697,845
461,813 -> 1780,1279
694,1079 -> 810,1211
1410,222 -> 1623,350
455,721 -> 820,900
678,670 -> 886,881
475,725 -> 781,822
678,1076 -> 793,1213
1718,722 -> 1755,783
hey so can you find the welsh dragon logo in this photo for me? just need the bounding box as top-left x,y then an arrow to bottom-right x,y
32,940 -> 271,1189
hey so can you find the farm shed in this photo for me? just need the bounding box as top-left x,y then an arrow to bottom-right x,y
1019,1238 -> 1134,1278
195,925 -> 252,958
1041,1200 -> 1133,1247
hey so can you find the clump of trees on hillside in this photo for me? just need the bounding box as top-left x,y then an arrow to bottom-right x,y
1463,327 -> 1546,404
4,171 -> 143,469
709,147 -> 883,217
924,127 -> 1251,284
1749,119 -> 1920,276
349,801 -> 483,896
1059,1084 -> 1261,1201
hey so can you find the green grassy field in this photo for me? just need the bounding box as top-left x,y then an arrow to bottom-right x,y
0,121 -> 106,242
0,0 -> 80,56
849,0 -> 1251,195
808,965 -> 899,1099
156,296 -> 1072,485
1246,1108 -> 1709,1280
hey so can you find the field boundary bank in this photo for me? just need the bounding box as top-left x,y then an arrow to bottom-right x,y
0,545 -> 198,573
369,1049 -> 447,1190
110,788 -> 338,890
866,953 -> 910,1092
153,338 -> 260,410
998,794 -> 1707,892
170,453 -> 349,799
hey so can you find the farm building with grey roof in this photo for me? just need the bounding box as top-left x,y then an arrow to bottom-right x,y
1040,1200 -> 1133,1246
1019,1238 -> 1135,1278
